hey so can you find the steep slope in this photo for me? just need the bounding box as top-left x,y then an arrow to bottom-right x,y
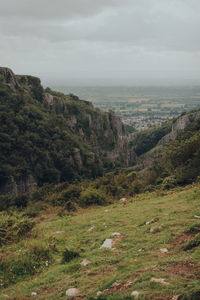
0,67 -> 134,195
0,184 -> 200,299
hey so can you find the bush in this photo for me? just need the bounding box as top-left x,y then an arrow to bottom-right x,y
80,189 -> 106,207
48,184 -> 81,210
0,193 -> 14,210
0,211 -> 34,246
0,242 -> 51,286
161,176 -> 177,190
186,223 -> 200,234
62,248 -> 79,263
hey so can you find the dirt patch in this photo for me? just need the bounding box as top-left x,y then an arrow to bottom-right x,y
170,233 -> 196,250
102,279 -> 133,294
166,262 -> 200,279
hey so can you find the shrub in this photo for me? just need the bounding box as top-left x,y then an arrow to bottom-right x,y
62,248 -> 79,263
161,176 -> 177,190
80,189 -> 106,207
0,193 -> 14,210
0,211 -> 34,246
0,242 -> 52,286
186,223 -> 200,234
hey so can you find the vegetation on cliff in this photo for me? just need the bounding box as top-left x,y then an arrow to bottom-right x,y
0,68 -> 131,195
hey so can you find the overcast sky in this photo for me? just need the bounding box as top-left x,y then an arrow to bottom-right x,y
0,0 -> 200,85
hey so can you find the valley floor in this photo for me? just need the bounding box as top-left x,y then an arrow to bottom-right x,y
1,184 -> 200,300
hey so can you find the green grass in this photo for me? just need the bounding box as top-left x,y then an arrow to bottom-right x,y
0,184 -> 200,299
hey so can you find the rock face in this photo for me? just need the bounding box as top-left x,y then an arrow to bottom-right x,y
0,175 -> 37,196
0,67 -> 135,196
159,111 -> 200,145
0,67 -> 20,89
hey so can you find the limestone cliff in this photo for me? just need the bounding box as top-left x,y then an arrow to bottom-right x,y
0,67 -> 135,195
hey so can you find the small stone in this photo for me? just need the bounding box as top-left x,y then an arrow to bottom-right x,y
150,277 -> 169,285
150,224 -> 163,233
131,291 -> 140,298
119,197 -> 127,204
80,259 -> 91,266
194,215 -> 200,219
88,226 -> 95,232
66,288 -> 79,297
138,248 -> 144,252
172,296 -> 180,300
31,292 -> 37,296
97,291 -> 103,296
146,217 -> 159,225
160,248 -> 168,253
104,209 -> 109,212
110,232 -> 121,237
54,231 -> 65,234
100,239 -> 113,249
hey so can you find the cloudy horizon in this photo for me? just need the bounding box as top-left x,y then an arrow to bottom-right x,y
0,0 -> 200,86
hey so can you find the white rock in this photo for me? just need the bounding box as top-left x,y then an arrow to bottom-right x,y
110,232 -> 121,237
146,218 -> 157,225
194,215 -> 200,219
104,209 -> 109,212
66,288 -> 79,297
100,239 -> 113,249
160,248 -> 168,253
80,259 -> 91,266
54,231 -> 65,234
131,291 -> 140,297
97,291 -> 103,296
88,225 -> 95,232
172,296 -> 180,300
31,292 -> 37,296
150,277 -> 169,285
119,197 -> 127,203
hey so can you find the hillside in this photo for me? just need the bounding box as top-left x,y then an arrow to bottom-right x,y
0,184 -> 200,299
0,67 -> 134,196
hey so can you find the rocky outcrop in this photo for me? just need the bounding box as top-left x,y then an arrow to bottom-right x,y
0,175 -> 37,196
0,67 -> 20,89
159,111 -> 200,145
0,67 -> 135,195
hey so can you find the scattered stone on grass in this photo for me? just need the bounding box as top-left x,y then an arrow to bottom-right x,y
66,288 -> 80,297
119,197 -> 127,204
172,296 -> 180,300
160,248 -> 169,253
100,239 -> 113,249
31,292 -> 37,296
110,232 -> 121,237
54,231 -> 65,234
97,291 -> 103,296
194,215 -> 200,219
104,209 -> 109,212
131,291 -> 140,298
150,277 -> 169,285
146,217 -> 159,225
88,226 -> 95,232
150,224 -> 164,233
80,259 -> 91,266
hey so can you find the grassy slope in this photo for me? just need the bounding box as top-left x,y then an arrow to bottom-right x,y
0,185 -> 200,300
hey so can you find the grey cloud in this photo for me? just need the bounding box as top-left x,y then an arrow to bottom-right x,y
0,0 -> 200,85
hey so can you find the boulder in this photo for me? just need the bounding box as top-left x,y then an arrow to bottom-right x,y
100,239 -> 113,249
65,288 -> 80,297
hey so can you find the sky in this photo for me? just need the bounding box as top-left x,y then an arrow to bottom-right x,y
0,0 -> 200,86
